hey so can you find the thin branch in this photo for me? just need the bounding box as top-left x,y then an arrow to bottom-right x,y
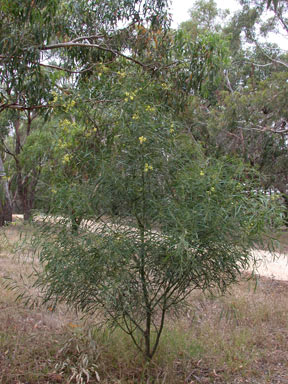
0,97 -> 116,113
274,8 -> 288,34
1,103 -> 52,111
38,62 -> 97,74
1,54 -> 97,74
224,70 -> 234,93
252,39 -> 288,69
39,42 -> 150,68
150,300 -> 166,358
123,315 -> 143,354
232,58 -> 275,68
1,142 -> 16,160
237,124 -> 288,134
71,34 -> 105,43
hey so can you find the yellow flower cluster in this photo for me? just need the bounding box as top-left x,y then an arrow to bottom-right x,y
124,91 -> 136,102
57,139 -> 68,149
207,186 -> 215,195
236,183 -> 242,190
60,119 -> 71,132
144,163 -> 153,172
243,221 -> 255,232
51,91 -> 58,103
170,123 -> 174,133
161,83 -> 170,90
62,154 -> 72,164
64,99 -> 76,112
200,170 -> 205,176
132,113 -> 139,120
145,105 -> 155,112
139,136 -> 147,144
117,71 -> 126,79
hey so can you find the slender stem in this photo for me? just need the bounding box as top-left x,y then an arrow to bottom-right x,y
139,157 -> 153,360
123,315 -> 143,354
150,299 -> 166,358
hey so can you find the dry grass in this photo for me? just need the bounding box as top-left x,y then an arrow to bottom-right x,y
0,223 -> 288,383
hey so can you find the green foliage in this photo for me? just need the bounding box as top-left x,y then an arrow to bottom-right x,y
31,87 -> 283,359
180,0 -> 230,38
1,0 -> 285,362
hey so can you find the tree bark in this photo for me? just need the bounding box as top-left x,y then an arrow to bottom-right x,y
14,113 -> 38,221
0,153 -> 12,226
282,194 -> 288,227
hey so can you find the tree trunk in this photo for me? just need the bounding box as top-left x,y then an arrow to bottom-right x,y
14,113 -> 39,221
283,194 -> 288,227
23,198 -> 33,221
0,154 -> 12,226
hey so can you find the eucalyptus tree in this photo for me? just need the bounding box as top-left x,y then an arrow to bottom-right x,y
180,0 -> 230,39
0,0 -> 171,223
0,152 -> 12,224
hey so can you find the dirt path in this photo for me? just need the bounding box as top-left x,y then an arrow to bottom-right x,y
251,250 -> 288,280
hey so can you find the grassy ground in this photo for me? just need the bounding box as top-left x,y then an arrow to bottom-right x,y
0,223 -> 288,383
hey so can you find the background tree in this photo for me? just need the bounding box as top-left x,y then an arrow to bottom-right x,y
0,0 -> 171,224
176,0 -> 288,222
180,0 -> 230,39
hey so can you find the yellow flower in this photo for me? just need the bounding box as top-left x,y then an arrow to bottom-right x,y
139,136 -> 147,144
61,119 -> 70,127
236,183 -> 242,190
124,91 -> 136,102
210,186 -> 215,192
51,91 -> 58,103
144,163 -> 153,172
161,82 -> 170,90
51,188 -> 57,194
132,113 -> 139,120
200,171 -> 205,176
57,139 -> 68,149
145,105 -> 155,112
64,100 -> 77,113
62,154 -> 72,164
117,71 -> 126,78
